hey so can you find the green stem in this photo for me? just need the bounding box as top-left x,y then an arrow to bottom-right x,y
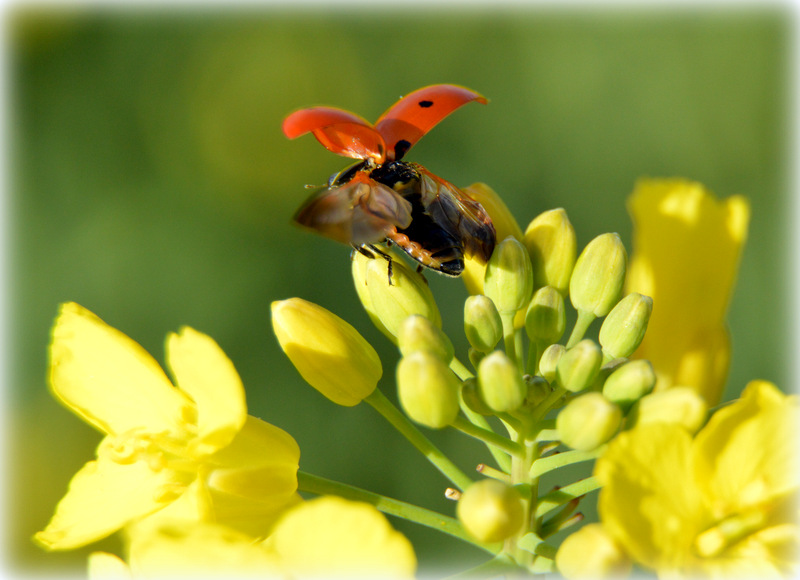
442,553 -> 521,580
528,386 -> 567,425
451,357 -> 514,473
297,471 -> 495,553
530,448 -> 601,478
500,312 -> 521,371
535,476 -> 601,519
365,389 -> 473,491
566,309 -> 596,349
452,416 -> 522,457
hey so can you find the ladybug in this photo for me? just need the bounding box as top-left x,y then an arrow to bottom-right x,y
282,84 -> 495,277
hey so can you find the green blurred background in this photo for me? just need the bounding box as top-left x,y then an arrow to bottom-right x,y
8,5 -> 793,577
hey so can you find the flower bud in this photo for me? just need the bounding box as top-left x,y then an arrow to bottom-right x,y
456,479 -> 524,543
461,377 -> 494,416
397,351 -> 460,429
598,293 -> 653,359
521,374 -> 551,410
271,298 -> 382,406
523,208 -> 577,295
570,233 -> 627,318
468,347 -> 486,370
398,315 -> 454,363
484,236 -> 534,315
556,339 -> 603,393
460,183 -> 525,297
477,351 -> 527,413
628,386 -> 708,434
539,344 -> 566,384
602,360 -> 656,413
556,523 -> 632,580
525,286 -> 566,345
464,295 -> 503,353
556,393 -> 621,451
352,249 -> 441,343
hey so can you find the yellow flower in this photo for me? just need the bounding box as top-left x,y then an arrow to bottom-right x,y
271,298 -> 382,406
90,497 -> 416,579
266,496 -> 417,578
35,302 -> 300,550
595,380 -> 799,578
626,179 -> 750,404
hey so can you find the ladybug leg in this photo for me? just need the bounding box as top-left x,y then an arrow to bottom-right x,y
366,244 -> 395,285
351,244 -> 375,259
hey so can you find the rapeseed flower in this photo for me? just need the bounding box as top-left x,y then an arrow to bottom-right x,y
36,303 -> 299,550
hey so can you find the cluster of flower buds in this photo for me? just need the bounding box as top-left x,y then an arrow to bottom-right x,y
272,188 -> 670,566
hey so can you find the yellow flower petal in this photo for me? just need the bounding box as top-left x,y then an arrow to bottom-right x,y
595,423 -> 704,570
35,453 -> 184,550
127,521 -> 282,578
626,179 -> 750,404
88,552 -> 132,580
693,381 -> 800,513
271,298 -> 382,406
166,327 -> 247,457
267,496 -> 416,578
48,302 -> 192,436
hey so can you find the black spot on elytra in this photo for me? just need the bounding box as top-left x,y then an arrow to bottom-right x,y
393,139 -> 412,160
418,100 -> 434,108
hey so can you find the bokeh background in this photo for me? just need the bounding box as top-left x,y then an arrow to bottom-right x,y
8,4 -> 794,577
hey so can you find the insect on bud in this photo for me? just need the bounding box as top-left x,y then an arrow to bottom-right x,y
628,386 -> 708,434
525,286 -> 566,345
599,292 -> 653,360
538,343 -> 566,384
464,295 -> 503,353
271,298 -> 382,406
398,314 -> 454,363
352,249 -> 441,344
556,523 -> 632,580
524,208 -> 577,296
484,236 -> 534,315
397,351 -> 460,429
556,392 -> 622,451
602,359 -> 656,413
460,183 -> 524,296
570,233 -> 628,318
477,351 -> 527,413
456,479 -> 524,543
556,339 -> 603,393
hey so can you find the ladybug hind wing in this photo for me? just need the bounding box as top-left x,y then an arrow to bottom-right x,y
418,170 -> 496,263
294,175 -> 412,246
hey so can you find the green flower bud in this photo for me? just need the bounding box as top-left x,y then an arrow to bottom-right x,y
464,295 -> 503,353
556,392 -> 621,451
556,523 -> 632,580
569,233 -> 627,318
602,359 -> 656,412
484,236 -> 534,314
468,347 -> 486,370
271,298 -> 382,406
456,479 -> 524,543
598,293 -> 653,359
352,249 -> 441,343
539,343 -> 566,384
461,377 -> 494,416
628,386 -> 708,434
556,339 -> 603,393
477,351 -> 527,413
398,314 -> 454,363
521,374 -> 551,410
397,351 -> 460,429
523,208 -> 577,295
525,286 -> 566,345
